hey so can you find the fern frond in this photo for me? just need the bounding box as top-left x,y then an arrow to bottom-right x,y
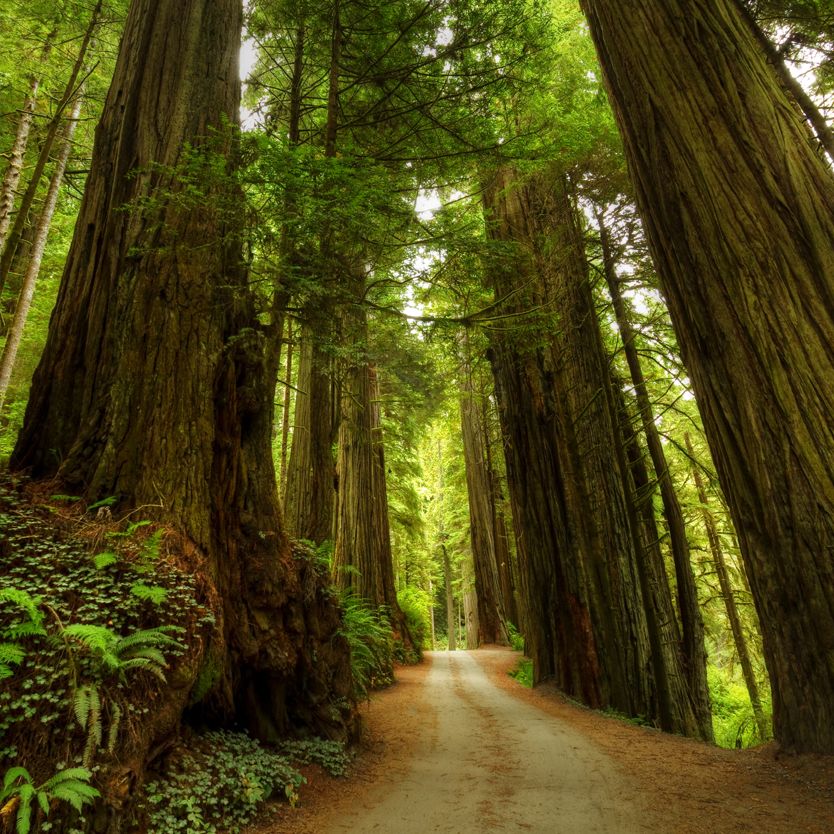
107,703 -> 122,753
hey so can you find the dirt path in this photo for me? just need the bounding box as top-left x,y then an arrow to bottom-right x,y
250,648 -> 834,834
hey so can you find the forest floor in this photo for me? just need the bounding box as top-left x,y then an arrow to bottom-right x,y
247,647 -> 834,833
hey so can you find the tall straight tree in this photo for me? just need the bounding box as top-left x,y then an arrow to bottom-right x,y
11,0 -> 351,745
458,344 -> 508,645
483,166 -> 709,737
581,0 -> 834,751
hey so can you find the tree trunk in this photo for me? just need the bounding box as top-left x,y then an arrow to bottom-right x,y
0,2 -> 101,297
11,0 -> 352,783
284,321 -> 336,542
685,433 -> 770,741
598,211 -> 713,740
462,555 -> 480,650
581,0 -> 834,752
442,543 -> 457,651
0,92 -> 82,412
0,46 -> 49,256
332,298 -> 380,602
278,320 -> 294,500
459,347 -> 508,645
369,363 -> 413,649
483,165 -> 708,736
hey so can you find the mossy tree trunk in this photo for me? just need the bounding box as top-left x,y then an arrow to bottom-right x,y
11,0 -> 352,757
581,0 -> 834,752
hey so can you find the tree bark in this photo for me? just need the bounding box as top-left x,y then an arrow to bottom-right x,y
459,347 -> 508,645
685,433 -> 770,741
442,543 -> 457,651
11,0 -> 352,767
284,322 -> 336,542
581,0 -> 834,752
0,39 -> 51,257
0,92 -> 83,412
278,320 -> 294,500
598,211 -> 713,740
483,165 -> 708,736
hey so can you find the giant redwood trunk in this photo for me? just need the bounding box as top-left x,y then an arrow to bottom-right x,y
12,0 -> 352,755
581,0 -> 834,752
484,166 -> 706,736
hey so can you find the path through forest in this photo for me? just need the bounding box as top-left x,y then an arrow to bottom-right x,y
250,649 -> 834,834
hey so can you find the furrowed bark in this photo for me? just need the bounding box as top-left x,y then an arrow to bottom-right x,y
582,0 -> 834,751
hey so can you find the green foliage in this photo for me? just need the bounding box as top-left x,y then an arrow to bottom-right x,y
278,738 -> 352,777
142,731 -> 307,833
61,623 -> 183,683
129,584 -> 168,605
709,666 -> 772,749
0,486 -> 210,786
396,586 -> 431,650
0,588 -> 44,679
338,593 -> 394,698
508,657 -> 533,688
506,623 -> 525,653
0,765 -> 99,834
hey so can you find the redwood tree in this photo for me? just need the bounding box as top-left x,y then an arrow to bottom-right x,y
581,0 -> 834,751
12,0 -> 351,749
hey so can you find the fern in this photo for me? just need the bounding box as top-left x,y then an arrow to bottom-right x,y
0,588 -> 45,637
1,766 -> 99,833
93,552 -> 119,570
62,624 -> 183,682
0,642 -> 25,680
130,583 -> 168,604
73,685 -> 102,765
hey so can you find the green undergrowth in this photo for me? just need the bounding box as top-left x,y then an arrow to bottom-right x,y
708,665 -> 772,749
141,731 -> 351,833
508,656 -> 533,688
339,592 -> 394,698
0,480 -> 212,831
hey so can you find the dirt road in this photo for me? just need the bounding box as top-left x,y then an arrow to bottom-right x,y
251,648 -> 834,834
320,650 -> 646,833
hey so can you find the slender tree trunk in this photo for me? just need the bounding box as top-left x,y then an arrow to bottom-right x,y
462,555 -> 480,650
459,346 -> 507,645
480,374 -> 518,628
598,211 -> 713,739
369,363 -> 413,649
0,2 -> 101,297
11,0 -> 352,795
0,92 -> 83,412
582,0 -> 834,752
685,434 -> 770,741
442,543 -> 456,651
284,323 -> 336,541
0,31 -> 53,256
278,320 -> 294,500
428,576 -> 437,649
